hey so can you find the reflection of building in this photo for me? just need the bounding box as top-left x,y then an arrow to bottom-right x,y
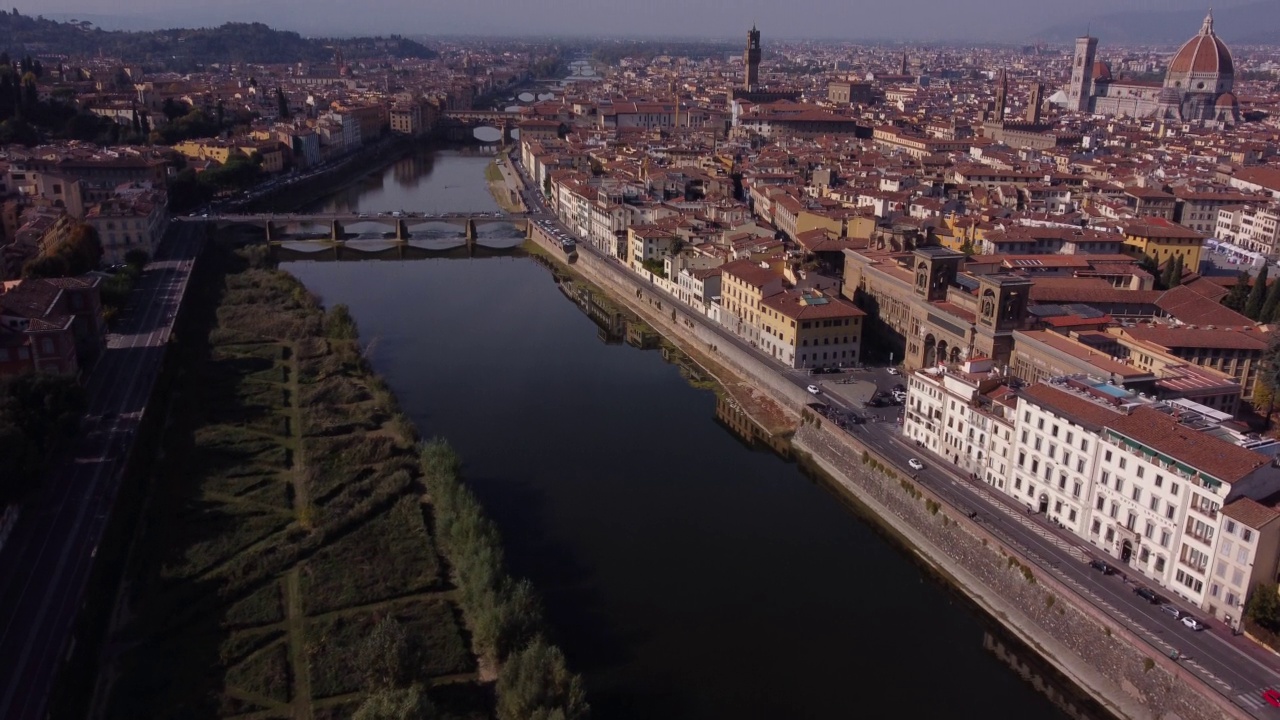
1062,12 -> 1240,124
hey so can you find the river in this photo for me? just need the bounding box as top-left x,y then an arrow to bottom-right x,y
283,148 -> 1080,719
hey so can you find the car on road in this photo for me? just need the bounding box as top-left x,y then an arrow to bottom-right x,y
1263,688 -> 1280,708
1133,586 -> 1161,604
806,384 -> 821,395
908,458 -> 924,470
1160,604 -> 1182,620
886,367 -> 900,375
1181,616 -> 1207,631
1088,559 -> 1115,575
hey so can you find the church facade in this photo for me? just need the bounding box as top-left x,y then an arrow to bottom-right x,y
1063,11 -> 1240,125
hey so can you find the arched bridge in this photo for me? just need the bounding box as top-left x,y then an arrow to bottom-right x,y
439,110 -> 524,143
178,212 -> 532,248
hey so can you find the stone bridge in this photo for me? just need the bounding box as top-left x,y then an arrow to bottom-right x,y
178,212 -> 530,247
439,110 -> 524,143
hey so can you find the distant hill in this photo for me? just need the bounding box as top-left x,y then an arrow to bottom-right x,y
0,11 -> 437,66
1034,1 -> 1280,45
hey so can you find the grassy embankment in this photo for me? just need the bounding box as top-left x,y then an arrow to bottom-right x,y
483,157 -> 525,215
100,243 -> 584,720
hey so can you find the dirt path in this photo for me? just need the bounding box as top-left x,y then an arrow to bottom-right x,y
284,568 -> 314,720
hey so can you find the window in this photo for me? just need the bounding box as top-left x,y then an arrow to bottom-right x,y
1155,556 -> 1166,572
1031,459 -> 1039,473
1073,481 -> 1081,499
1140,547 -> 1150,563
1101,471 -> 1110,488
1132,488 -> 1141,503
1034,438 -> 1042,452
1095,496 -> 1105,511
1020,430 -> 1028,443
1105,528 -> 1115,542
1115,478 -> 1124,494
1166,505 -> 1175,520
1171,482 -> 1179,496
1054,500 -> 1063,514
1137,466 -> 1144,479
1118,458 -> 1127,470
1243,529 -> 1254,543
1091,519 -> 1101,535
1144,522 -> 1154,539
1109,503 -> 1118,519
1126,512 -> 1136,531
1081,440 -> 1088,453
1018,451 -> 1026,467
1077,459 -> 1085,473
1052,424 -> 1059,437
1155,474 -> 1163,488
1105,450 -> 1113,463
1069,509 -> 1077,522
1037,418 -> 1044,430
1066,431 -> 1074,444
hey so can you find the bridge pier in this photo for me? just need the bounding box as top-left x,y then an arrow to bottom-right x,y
396,219 -> 407,242
331,220 -> 343,243
465,218 -> 477,247
265,221 -> 274,243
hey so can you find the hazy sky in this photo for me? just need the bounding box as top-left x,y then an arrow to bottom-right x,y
23,0 -> 1254,40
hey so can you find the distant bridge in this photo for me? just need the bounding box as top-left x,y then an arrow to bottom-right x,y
439,110 -> 525,143
178,212 -> 532,247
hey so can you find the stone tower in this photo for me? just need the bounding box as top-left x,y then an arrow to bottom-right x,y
994,70 -> 1008,119
744,25 -> 761,91
1067,36 -> 1097,112
1026,82 -> 1044,123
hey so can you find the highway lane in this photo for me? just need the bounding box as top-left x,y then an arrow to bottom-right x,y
0,223 -> 203,720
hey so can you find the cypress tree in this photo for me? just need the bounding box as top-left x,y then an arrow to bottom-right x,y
1223,271 -> 1251,312
1246,266 -> 1270,320
1168,255 -> 1184,288
1263,275 -> 1280,324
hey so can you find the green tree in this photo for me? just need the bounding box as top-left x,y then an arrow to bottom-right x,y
1223,271 -> 1251,312
357,616 -> 410,690
352,685 -> 436,720
1139,254 -> 1163,289
1259,339 -> 1280,426
1167,255 -> 1184,287
1246,266 -> 1270,320
276,87 -> 290,119
1247,583 -> 1280,633
1262,273 -> 1280,324
496,638 -> 589,720
0,373 -> 86,503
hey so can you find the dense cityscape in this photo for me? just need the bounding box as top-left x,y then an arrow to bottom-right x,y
3,6 -> 1280,720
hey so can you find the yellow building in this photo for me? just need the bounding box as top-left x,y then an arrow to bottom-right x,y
1121,218 -> 1204,269
760,289 -> 865,368
720,259 -> 784,342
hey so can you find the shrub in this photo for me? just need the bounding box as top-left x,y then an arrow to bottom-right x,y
861,451 -> 869,465
1143,658 -> 1155,673
496,638 -> 589,720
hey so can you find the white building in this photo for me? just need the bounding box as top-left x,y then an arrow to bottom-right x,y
906,372 -> 1280,628
1217,204 -> 1280,257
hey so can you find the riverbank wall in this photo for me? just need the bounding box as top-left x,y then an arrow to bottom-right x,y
526,224 -> 1248,720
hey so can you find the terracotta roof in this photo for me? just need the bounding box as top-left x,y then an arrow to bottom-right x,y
1168,13 -> 1234,76
1121,325 -> 1270,352
760,290 -> 865,321
1109,407 -> 1265,485
1154,285 -> 1252,326
1222,497 -> 1280,529
1018,383 -> 1123,431
720,258 -> 782,289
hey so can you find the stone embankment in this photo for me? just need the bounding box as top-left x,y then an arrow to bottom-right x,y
527,223 -> 1248,720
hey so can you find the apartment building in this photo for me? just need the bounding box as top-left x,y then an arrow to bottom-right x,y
1217,204 -> 1280,257
906,371 -> 1280,630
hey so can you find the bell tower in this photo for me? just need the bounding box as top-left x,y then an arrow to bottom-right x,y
912,247 -> 965,302
1067,35 -> 1097,112
976,276 -> 1032,332
744,25 -> 761,91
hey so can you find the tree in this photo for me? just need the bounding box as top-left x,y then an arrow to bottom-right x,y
276,87 -> 290,119
352,685 -> 436,720
1260,339 -> 1280,426
1262,273 -> 1280,324
959,239 -> 977,256
496,638 -> 589,720
1246,583 -> 1280,634
1223,271 -> 1251,312
1167,255 -> 1184,288
1246,266 -> 1270,320
1139,254 -> 1162,289
356,616 -> 410,690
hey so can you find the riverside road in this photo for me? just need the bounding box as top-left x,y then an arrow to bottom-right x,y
508,155 -> 1280,719
0,223 -> 202,720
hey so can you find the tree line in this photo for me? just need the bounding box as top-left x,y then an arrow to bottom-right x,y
357,440 -> 593,720
0,373 -> 86,504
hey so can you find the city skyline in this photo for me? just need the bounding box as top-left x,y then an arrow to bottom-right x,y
22,0 -> 1274,43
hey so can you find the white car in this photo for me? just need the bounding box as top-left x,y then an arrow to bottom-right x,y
1181,616 -> 1207,631
908,458 -> 925,471
887,367 -> 900,375
806,384 -> 821,395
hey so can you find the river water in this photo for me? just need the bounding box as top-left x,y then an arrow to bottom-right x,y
282,149 -> 1075,719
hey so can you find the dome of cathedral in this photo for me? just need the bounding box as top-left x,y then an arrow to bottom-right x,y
1216,92 -> 1238,107
1091,61 -> 1112,82
1168,11 -> 1234,76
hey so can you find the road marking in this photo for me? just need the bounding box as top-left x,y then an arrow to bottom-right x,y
1237,692 -> 1265,710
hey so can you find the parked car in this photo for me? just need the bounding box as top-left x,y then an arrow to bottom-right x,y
886,368 -> 900,375
1160,604 -> 1182,620
1133,586 -> 1161,604
908,458 -> 924,471
806,384 -> 821,395
1088,559 -> 1114,575
1181,616 -> 1207,631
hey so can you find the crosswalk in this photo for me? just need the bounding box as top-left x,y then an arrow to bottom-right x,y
1236,689 -> 1270,711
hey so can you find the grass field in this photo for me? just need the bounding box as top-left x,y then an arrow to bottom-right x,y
98,245 -> 489,719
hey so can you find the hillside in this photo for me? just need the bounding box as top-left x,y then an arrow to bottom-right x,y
0,11 -> 436,66
1034,1 -> 1280,45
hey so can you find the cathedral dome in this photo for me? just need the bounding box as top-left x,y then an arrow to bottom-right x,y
1168,11 -> 1234,76
1092,61 -> 1112,82
1216,92 -> 1238,107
